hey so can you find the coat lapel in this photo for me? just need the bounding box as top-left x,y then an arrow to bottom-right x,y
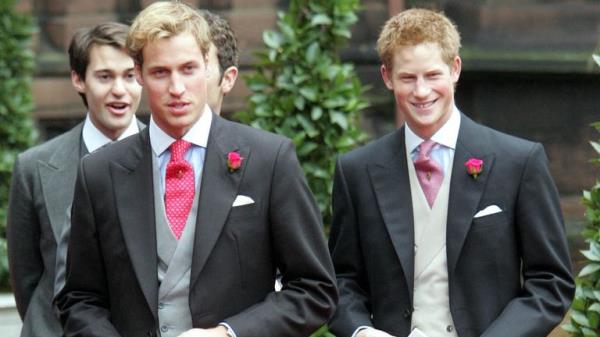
190,115 -> 249,288
446,115 -> 496,274
110,129 -> 159,320
367,128 -> 414,303
39,124 -> 84,243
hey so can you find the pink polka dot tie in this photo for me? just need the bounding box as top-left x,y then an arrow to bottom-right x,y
414,139 -> 444,208
165,139 -> 194,240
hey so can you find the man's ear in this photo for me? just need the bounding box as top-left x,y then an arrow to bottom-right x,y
450,56 -> 462,84
71,70 -> 86,93
134,64 -> 144,86
380,64 -> 394,90
220,66 -> 238,95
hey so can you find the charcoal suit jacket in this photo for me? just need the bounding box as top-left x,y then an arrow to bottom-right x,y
8,119 -> 145,337
328,114 -> 574,337
7,123 -> 85,337
56,114 -> 337,337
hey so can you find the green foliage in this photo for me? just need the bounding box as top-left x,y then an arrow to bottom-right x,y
310,324 -> 336,337
564,57 -> 600,334
237,0 -> 369,226
0,0 -> 37,290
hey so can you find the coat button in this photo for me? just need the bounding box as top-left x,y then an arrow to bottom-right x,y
446,325 -> 454,332
160,325 -> 168,333
403,308 -> 412,318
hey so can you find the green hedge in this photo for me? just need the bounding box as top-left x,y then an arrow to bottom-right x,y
237,0 -> 369,227
0,0 -> 37,290
562,56 -> 600,337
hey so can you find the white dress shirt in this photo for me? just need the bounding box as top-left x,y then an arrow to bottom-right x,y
149,104 -> 213,196
82,114 -> 140,153
405,106 -> 461,174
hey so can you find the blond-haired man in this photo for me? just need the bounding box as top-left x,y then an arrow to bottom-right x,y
55,2 -> 337,337
328,8 -> 574,337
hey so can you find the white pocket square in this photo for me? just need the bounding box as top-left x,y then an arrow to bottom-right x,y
474,205 -> 502,218
232,195 -> 254,207
408,328 -> 429,337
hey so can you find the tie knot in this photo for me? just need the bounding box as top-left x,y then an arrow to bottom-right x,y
170,139 -> 192,161
418,139 -> 437,159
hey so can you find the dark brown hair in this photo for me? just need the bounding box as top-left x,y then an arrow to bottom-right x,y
68,22 -> 129,80
202,10 -> 239,75
68,22 -> 129,106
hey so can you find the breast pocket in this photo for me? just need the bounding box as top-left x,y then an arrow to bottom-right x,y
227,199 -> 263,221
471,211 -> 508,232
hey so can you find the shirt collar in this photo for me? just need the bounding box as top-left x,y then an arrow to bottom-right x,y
82,114 -> 140,153
150,104 -> 213,157
405,105 -> 461,154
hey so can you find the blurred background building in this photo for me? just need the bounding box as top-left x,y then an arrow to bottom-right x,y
3,2 -> 598,335
14,0 -> 600,255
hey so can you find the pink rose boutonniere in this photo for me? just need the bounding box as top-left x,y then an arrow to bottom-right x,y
464,158 -> 483,179
227,151 -> 243,172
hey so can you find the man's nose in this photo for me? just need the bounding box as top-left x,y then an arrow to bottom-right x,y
169,73 -> 185,96
413,77 -> 431,98
111,78 -> 126,96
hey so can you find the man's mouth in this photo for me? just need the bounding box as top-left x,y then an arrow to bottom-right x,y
168,102 -> 189,109
412,99 -> 437,109
167,101 -> 190,114
106,102 -> 130,115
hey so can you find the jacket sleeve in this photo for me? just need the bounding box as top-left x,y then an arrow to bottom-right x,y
482,143 -> 575,337
7,155 -> 43,319
327,157 -> 374,337
54,160 -> 122,337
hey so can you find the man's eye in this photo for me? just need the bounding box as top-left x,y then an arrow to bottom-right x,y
183,65 -> 196,74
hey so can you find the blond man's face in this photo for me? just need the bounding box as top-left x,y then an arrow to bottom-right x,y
136,32 -> 208,138
381,42 -> 461,139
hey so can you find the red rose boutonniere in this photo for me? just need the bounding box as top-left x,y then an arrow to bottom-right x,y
227,151 -> 243,172
464,158 -> 483,179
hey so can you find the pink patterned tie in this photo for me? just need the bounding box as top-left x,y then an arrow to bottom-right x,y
414,139 -> 444,208
165,139 -> 194,240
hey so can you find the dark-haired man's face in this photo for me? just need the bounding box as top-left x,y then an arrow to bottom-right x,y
205,43 -> 237,115
71,44 -> 141,140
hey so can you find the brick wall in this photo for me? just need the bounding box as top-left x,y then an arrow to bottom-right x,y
18,0 -> 600,230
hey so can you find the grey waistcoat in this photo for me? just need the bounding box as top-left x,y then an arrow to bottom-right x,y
152,155 -> 200,337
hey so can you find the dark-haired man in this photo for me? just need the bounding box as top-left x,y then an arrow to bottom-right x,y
202,10 -> 239,115
7,22 -> 142,337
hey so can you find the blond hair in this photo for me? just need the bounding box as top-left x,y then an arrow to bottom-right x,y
377,8 -> 461,69
127,1 -> 211,65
